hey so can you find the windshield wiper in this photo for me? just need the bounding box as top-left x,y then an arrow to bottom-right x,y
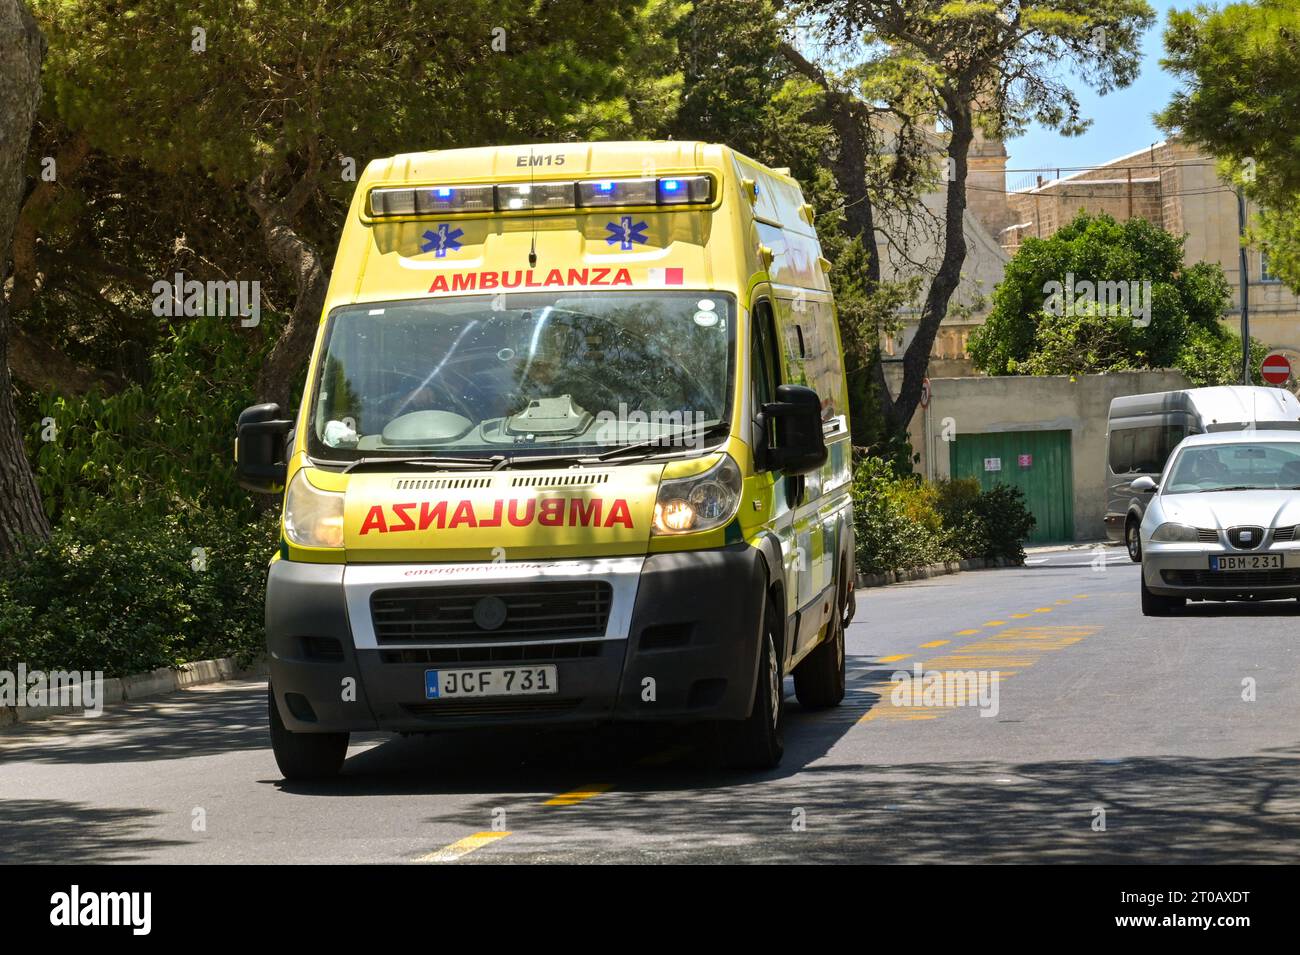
488,451 -> 606,471
1197,485 -> 1261,493
339,425 -> 729,474
590,422 -> 730,462
342,454 -> 502,473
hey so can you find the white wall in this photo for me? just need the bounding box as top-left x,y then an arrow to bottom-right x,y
910,371 -> 1192,540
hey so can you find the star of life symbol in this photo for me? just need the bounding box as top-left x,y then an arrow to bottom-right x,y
421,223 -> 463,257
605,216 -> 648,251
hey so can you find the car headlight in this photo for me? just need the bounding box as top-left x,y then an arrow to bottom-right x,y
652,454 -> 743,535
1151,522 -> 1201,543
284,470 -> 345,548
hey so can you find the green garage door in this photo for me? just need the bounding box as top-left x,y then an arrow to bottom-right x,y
950,430 -> 1074,543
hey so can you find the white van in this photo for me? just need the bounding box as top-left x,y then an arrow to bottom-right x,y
1105,386 -> 1300,561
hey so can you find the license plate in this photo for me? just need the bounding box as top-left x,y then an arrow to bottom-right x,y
1209,554 -> 1282,571
424,666 -> 558,700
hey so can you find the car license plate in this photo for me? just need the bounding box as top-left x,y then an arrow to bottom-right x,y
424,666 -> 557,700
1209,554 -> 1282,571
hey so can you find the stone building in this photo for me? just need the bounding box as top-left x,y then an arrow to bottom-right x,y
981,138 -> 1300,372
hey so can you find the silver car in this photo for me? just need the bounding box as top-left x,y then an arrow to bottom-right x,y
1138,430 -> 1300,615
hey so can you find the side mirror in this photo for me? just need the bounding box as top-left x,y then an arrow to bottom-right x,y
1129,475 -> 1157,494
235,403 -> 293,493
760,384 -> 828,475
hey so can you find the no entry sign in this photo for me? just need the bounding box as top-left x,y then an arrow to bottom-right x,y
1261,351 -> 1292,385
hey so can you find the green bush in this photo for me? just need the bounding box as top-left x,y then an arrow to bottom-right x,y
934,478 -> 1036,563
0,507 -> 278,677
853,458 -> 1037,575
1175,324 -> 1270,387
852,457 -> 954,575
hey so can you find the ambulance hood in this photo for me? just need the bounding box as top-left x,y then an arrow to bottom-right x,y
341,464 -> 664,562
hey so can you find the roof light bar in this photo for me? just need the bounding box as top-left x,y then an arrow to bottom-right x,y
368,175 -> 714,217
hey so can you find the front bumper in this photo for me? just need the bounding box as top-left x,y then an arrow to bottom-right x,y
1142,542 -> 1300,600
265,546 -> 766,734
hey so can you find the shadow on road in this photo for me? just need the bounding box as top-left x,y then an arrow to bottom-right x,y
5,665 -> 1300,862
438,740 -> 1300,863
0,800 -> 191,863
0,682 -> 267,765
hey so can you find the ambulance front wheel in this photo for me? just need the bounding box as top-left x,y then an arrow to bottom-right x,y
268,684 -> 350,781
713,597 -> 785,770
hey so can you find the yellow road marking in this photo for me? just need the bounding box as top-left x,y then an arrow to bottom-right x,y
1054,599 -> 1071,605
1010,613 -> 1031,619
419,774 -> 619,862
878,654 -> 911,663
920,640 -> 950,648
1033,607 -> 1053,613
544,784 -> 613,807
955,629 -> 980,635
1073,594 -> 1089,599
416,831 -> 511,863
858,625 -> 1098,726
983,620 -> 1007,627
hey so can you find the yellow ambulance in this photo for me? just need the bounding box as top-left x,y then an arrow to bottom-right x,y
235,141 -> 854,779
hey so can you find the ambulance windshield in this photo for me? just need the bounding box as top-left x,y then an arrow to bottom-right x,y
308,290 -> 734,460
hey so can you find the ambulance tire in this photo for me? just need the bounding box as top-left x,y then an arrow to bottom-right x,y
793,560 -> 847,709
268,684 -> 349,781
714,597 -> 785,770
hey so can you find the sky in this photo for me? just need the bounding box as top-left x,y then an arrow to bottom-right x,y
1005,0 -> 1186,175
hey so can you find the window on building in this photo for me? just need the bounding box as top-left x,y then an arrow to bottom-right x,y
1261,251 -> 1282,284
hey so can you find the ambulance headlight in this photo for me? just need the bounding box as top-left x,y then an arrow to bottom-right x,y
652,454 -> 743,535
284,471 -> 345,549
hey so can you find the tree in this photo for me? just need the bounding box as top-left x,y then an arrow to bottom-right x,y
779,0 -> 1153,437
966,211 -> 1245,385
34,0 -> 663,409
0,0 -> 52,553
1159,0 -> 1300,291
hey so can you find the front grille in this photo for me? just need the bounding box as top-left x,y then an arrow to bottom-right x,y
1274,526 -> 1297,542
1227,525 -> 1265,550
371,581 -> 612,644
510,472 -> 609,488
1163,569 -> 1300,587
380,642 -> 603,665
401,698 -> 582,719
1197,528 -> 1219,543
393,476 -> 493,491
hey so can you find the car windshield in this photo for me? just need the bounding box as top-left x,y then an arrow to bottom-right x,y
308,290 -> 734,460
1164,441 -> 1300,493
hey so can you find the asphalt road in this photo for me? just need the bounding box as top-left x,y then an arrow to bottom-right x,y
4,551 -> 1299,864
